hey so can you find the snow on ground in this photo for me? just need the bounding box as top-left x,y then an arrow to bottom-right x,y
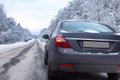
6,41 -> 47,80
37,39 -> 46,53
0,39 -> 36,75
0,39 -> 35,54
7,45 -> 36,80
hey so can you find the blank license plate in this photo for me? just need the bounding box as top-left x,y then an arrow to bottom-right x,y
83,41 -> 109,48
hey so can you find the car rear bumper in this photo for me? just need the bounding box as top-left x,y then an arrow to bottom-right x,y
48,48 -> 120,73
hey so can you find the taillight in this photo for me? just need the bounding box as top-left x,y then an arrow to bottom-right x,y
55,35 -> 71,48
117,65 -> 120,68
60,63 -> 75,67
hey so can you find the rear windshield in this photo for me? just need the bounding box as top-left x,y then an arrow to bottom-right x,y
61,21 -> 114,33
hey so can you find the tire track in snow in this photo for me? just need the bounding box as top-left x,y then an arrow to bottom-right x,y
0,42 -> 35,80
3,41 -> 47,80
29,42 -> 47,80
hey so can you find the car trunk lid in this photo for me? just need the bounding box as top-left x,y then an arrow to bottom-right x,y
62,33 -> 120,53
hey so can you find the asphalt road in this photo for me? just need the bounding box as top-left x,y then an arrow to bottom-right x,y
0,40 -> 110,80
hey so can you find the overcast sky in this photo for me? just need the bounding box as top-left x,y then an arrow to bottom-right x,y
0,0 -> 72,35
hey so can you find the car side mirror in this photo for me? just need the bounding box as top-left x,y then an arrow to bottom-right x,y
42,34 -> 50,39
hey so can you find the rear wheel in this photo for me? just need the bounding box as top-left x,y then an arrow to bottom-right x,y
107,73 -> 119,80
44,52 -> 48,65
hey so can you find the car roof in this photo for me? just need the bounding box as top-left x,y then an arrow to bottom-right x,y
60,20 -> 100,24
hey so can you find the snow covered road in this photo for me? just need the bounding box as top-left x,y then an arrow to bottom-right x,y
0,39 -> 47,80
0,39 -> 109,80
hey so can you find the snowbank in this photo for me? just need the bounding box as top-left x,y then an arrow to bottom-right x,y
0,39 -> 35,53
37,39 -> 46,53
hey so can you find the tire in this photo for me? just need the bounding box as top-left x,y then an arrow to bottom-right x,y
44,52 -> 48,65
107,73 -> 119,80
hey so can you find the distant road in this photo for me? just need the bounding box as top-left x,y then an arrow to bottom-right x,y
0,39 -> 108,80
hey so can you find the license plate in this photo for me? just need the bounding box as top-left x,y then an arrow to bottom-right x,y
83,41 -> 109,48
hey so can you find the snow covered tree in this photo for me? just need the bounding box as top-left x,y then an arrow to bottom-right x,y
0,4 -> 32,44
49,0 -> 120,32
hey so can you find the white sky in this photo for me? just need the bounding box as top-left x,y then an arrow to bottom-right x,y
0,0 -> 72,35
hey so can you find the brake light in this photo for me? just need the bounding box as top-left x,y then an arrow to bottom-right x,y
117,65 -> 120,68
55,35 -> 71,48
60,63 -> 75,67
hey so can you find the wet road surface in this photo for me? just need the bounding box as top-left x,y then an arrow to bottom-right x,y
0,40 -> 111,80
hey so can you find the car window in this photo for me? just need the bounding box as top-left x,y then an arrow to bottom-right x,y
61,21 -> 114,33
